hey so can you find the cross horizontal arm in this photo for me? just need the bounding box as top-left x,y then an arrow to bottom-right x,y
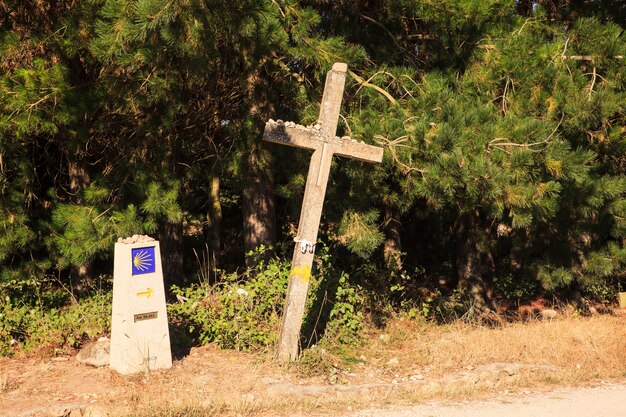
263,119 -> 322,151
263,119 -> 383,164
333,138 -> 383,163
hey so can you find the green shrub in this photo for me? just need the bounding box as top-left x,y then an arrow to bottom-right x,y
493,273 -> 540,300
0,288 -> 111,356
0,246 -> 373,357
321,272 -> 364,348
168,250 -> 290,351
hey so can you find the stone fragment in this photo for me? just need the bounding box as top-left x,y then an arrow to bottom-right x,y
76,338 -> 110,368
241,393 -> 255,402
540,309 -> 558,319
83,406 -> 109,417
117,234 -> 155,244
69,409 -> 84,417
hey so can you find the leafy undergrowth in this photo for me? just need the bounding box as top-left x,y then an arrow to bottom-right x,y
0,278 -> 111,357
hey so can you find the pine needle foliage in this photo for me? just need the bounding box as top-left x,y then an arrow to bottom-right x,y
344,14 -> 626,300
0,0 -> 624,313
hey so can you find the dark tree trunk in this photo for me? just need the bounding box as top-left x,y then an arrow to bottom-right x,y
516,0 -> 534,16
207,175 -> 222,271
160,219 -> 184,290
159,135 -> 184,290
241,66 -> 277,266
65,52 -> 95,293
454,210 -> 498,318
383,203 -> 402,270
242,145 -> 276,266
67,159 -> 93,293
68,160 -> 90,202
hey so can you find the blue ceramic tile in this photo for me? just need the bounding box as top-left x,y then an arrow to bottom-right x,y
131,247 -> 156,275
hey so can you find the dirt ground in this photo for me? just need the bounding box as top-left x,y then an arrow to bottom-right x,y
1,345 -> 624,417
1,315 -> 625,416
0,345 -> 290,416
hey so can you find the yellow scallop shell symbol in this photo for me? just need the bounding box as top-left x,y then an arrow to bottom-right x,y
133,250 -> 153,272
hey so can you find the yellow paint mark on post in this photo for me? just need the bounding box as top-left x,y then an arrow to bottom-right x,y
136,288 -> 154,298
290,266 -> 311,283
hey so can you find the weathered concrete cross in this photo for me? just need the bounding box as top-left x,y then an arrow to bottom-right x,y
263,63 -> 383,362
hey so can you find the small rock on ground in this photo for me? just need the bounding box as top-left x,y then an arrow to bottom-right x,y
76,338 -> 110,368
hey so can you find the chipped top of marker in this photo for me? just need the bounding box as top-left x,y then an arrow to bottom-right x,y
265,119 -> 325,138
332,63 -> 348,73
117,235 -> 155,244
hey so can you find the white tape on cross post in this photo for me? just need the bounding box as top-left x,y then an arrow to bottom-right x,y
293,238 -> 316,254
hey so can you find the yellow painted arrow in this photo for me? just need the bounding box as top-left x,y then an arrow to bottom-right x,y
136,288 -> 154,299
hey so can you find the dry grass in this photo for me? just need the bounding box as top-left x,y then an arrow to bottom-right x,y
362,314 -> 626,380
129,397 -> 346,417
4,314 -> 618,416
3,281 -> 619,417
123,314 -> 626,416
0,371 -> 8,392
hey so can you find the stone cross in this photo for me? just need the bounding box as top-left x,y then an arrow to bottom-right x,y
263,63 -> 383,362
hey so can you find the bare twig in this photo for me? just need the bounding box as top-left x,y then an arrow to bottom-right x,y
589,66 -> 596,99
338,114 -> 353,137
92,207 -> 112,223
349,70 -> 398,106
54,272 -> 79,305
566,55 -> 624,61
401,74 -> 424,94
139,67 -> 156,91
375,135 -> 413,148
375,134 -> 425,175
271,0 -> 285,17
488,114 -> 564,152
560,37 -> 570,59
500,77 -> 511,114
513,18 -> 532,36
359,13 -> 405,53
27,93 -> 54,110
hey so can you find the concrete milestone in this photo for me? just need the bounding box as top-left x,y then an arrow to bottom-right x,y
110,235 -> 172,374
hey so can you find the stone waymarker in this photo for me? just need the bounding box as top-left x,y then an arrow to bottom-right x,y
263,63 -> 383,362
110,235 -> 172,374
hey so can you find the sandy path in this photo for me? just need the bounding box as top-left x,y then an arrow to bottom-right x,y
350,383 -> 626,417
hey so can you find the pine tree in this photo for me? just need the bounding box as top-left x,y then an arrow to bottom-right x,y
293,2 -> 626,315
0,0 -> 106,286
347,14 -> 626,313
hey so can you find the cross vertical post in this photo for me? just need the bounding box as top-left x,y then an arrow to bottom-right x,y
263,63 -> 383,362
